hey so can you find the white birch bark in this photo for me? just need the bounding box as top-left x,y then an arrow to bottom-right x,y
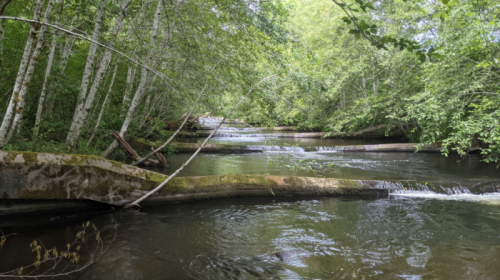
65,0 -> 131,149
103,0 -> 162,157
88,62 -> 119,146
371,56 -> 379,96
59,14 -> 77,74
0,0 -> 44,147
120,23 -> 138,116
65,0 -> 109,149
32,0 -> 63,141
42,1 -> 80,116
122,59 -> 136,108
7,0 -> 57,140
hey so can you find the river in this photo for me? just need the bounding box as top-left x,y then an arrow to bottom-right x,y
1,120 -> 500,279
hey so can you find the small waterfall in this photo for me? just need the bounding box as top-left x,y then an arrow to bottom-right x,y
314,146 -> 344,152
200,127 -> 256,131
370,181 -> 500,203
259,146 -> 305,153
212,133 -> 272,138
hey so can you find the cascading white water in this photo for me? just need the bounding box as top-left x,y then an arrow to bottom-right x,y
386,182 -> 500,203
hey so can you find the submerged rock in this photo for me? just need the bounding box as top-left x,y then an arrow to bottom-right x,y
274,248 -> 311,261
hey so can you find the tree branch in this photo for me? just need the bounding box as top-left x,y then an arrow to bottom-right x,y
124,74 -> 277,208
132,59 -> 224,166
0,16 -> 178,94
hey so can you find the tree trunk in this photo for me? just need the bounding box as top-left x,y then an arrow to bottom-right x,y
59,14 -> 77,74
122,60 -> 136,113
7,0 -> 57,141
33,0 -> 63,141
0,0 -> 13,73
0,0 -> 45,147
65,0 -> 108,149
103,0 -> 162,157
65,0 -> 130,150
88,61 -> 119,146
371,55 -> 379,96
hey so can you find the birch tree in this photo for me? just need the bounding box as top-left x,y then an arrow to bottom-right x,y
103,0 -> 163,157
32,0 -> 63,141
88,61 -> 119,146
64,0 -> 132,149
65,0 -> 108,149
0,0 -> 45,147
0,0 -> 13,73
59,2 -> 79,75
5,0 -> 57,142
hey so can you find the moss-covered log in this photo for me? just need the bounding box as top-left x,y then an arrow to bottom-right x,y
0,151 -> 391,215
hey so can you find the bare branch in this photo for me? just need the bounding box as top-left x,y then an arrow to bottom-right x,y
0,16 -> 177,93
125,74 -> 277,207
132,59 -> 224,166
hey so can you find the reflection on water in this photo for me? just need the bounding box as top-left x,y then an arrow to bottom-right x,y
3,197 -> 500,279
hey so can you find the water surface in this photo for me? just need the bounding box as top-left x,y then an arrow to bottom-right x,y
3,197 -> 500,279
157,152 -> 500,183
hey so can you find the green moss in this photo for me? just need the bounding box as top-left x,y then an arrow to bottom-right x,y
338,179 -> 361,188
3,151 -> 20,162
22,152 -> 39,163
109,159 -> 125,169
62,155 -> 87,166
145,172 -> 168,183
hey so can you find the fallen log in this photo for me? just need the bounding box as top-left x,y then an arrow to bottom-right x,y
327,143 -> 442,152
111,131 -> 164,167
111,131 -> 141,161
155,148 -> 169,168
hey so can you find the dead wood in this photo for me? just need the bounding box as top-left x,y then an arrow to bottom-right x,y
155,148 -> 168,168
111,131 -> 141,161
125,74 -> 277,208
111,131 -> 161,167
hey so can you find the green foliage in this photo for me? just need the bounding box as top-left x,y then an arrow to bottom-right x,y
0,0 -> 499,163
238,0 -> 500,162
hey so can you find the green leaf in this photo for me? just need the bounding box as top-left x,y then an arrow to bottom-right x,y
419,54 -> 426,63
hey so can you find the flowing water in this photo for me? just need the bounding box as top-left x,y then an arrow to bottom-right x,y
2,118 -> 500,279
3,197 -> 500,279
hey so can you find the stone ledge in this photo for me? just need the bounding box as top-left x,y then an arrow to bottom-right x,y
0,151 -> 392,215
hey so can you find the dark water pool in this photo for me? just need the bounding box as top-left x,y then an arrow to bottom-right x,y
2,196 -> 500,279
